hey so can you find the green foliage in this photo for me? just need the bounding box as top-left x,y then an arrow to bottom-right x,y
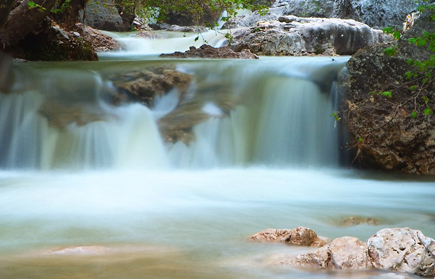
138,0 -> 268,27
369,90 -> 393,98
28,1 -> 46,12
384,45 -> 398,57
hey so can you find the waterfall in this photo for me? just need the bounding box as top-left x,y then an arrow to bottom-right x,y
0,57 -> 346,170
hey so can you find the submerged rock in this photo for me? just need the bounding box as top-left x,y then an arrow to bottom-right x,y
43,246 -> 112,256
284,236 -> 369,270
229,16 -> 391,56
38,101 -> 104,129
337,216 -> 380,227
249,227 -> 327,247
134,31 -> 164,40
367,228 -> 435,277
160,44 -> 259,59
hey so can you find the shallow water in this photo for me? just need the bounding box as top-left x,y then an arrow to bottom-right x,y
0,169 -> 433,278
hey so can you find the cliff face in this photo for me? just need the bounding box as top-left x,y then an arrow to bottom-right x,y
340,11 -> 435,174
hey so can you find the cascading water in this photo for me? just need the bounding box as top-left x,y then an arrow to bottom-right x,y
0,33 -> 434,279
0,57 -> 343,170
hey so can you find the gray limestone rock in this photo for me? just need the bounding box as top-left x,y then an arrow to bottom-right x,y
367,228 -> 435,277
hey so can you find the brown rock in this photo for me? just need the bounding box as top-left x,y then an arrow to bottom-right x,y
249,227 -> 326,247
78,23 -> 121,52
160,44 -> 259,59
284,236 -> 369,270
367,228 -> 435,277
110,66 -> 192,107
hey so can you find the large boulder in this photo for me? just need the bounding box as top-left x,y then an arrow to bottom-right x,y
229,16 -> 391,56
340,11 -> 435,174
284,237 -> 370,270
84,0 -> 124,31
160,44 -> 259,59
249,227 -> 327,247
367,228 -> 435,277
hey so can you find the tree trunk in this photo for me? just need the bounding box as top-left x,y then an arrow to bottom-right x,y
0,0 -> 15,28
0,0 -> 57,50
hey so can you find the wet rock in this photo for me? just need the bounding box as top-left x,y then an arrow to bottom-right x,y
134,31 -> 164,40
338,216 -> 380,227
77,23 -> 121,52
229,16 -> 391,56
367,228 -> 435,277
283,236 -> 370,270
249,227 -> 327,247
109,66 -> 192,107
340,10 -> 435,174
160,44 -> 259,59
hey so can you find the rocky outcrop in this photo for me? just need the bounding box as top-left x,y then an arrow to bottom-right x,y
229,16 -> 391,56
249,227 -> 327,247
166,25 -> 209,33
284,237 -> 370,270
160,44 -> 259,59
341,11 -> 435,174
20,20 -> 98,61
228,0 -> 424,30
367,228 -> 435,277
78,23 -> 121,52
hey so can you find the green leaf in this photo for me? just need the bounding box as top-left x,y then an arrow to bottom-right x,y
194,36 -> 199,42
408,38 -> 417,44
405,71 -> 413,79
406,59 -> 413,65
422,96 -> 430,104
411,111 -> 417,118
359,137 -> 364,143
410,85 -> 417,90
393,31 -> 401,40
424,107 -> 433,115
382,91 -> 392,98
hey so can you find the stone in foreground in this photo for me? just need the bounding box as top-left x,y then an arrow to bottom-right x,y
283,236 -> 369,270
367,228 -> 435,277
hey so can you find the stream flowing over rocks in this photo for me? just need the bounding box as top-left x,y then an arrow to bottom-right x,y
228,16 -> 391,56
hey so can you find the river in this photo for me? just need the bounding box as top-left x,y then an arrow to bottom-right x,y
0,31 -> 433,279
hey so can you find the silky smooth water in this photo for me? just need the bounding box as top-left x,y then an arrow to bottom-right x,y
0,34 -> 433,279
